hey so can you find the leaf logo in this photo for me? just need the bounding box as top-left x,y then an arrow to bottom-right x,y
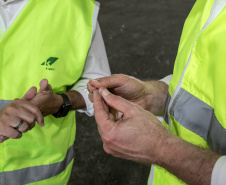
41,57 -> 59,70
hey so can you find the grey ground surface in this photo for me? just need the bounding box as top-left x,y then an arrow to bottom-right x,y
69,0 -> 195,185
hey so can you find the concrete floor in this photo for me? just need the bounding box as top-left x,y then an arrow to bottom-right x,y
69,0 -> 195,184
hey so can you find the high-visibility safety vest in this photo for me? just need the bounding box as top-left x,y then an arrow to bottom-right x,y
0,0 -> 99,184
149,0 -> 226,184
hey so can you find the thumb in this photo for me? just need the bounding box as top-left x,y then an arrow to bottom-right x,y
22,86 -> 37,100
99,88 -> 135,116
93,90 -> 114,132
39,79 -> 51,92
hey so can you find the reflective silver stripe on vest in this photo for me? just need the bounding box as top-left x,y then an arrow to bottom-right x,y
0,144 -> 74,185
0,100 -> 12,110
169,88 -> 226,155
148,164 -> 155,185
163,93 -> 171,125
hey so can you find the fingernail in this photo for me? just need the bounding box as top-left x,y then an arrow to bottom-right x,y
98,87 -> 104,95
92,79 -> 101,85
102,89 -> 110,96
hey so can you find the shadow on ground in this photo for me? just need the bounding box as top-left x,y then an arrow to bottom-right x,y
69,0 -> 195,184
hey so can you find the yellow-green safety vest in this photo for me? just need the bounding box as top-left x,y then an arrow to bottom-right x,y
0,0 -> 98,184
149,0 -> 226,184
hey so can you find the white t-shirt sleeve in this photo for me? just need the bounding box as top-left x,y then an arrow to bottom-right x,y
211,156 -> 226,185
159,74 -> 173,86
71,22 -> 111,116
156,74 -> 172,121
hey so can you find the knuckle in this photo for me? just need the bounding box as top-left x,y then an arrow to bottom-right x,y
21,124 -> 29,133
12,132 -> 22,139
1,113 -> 9,121
5,105 -> 16,113
103,145 -> 112,155
33,108 -> 40,115
29,123 -> 35,130
12,98 -> 21,104
102,133 -> 113,145
28,116 -> 36,124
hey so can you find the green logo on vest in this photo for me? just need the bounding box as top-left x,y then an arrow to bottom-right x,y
41,57 -> 59,70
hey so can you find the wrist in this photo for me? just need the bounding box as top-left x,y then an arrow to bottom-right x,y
52,94 -> 72,118
144,81 -> 168,115
155,132 -> 179,166
149,128 -> 173,165
52,94 -> 64,114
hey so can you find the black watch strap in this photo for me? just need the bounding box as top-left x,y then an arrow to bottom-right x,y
52,94 -> 72,118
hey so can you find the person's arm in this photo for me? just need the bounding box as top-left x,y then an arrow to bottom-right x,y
157,130 -> 220,185
92,88 -> 221,185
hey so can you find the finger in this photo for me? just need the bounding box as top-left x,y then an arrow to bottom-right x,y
22,86 -> 37,100
102,99 -> 110,114
93,90 -> 114,132
87,82 -> 98,93
28,122 -> 35,130
15,101 -> 44,127
99,88 -> 136,116
17,107 -> 42,126
39,79 -> 49,91
101,99 -> 116,121
103,143 -> 114,155
17,121 -> 30,133
89,79 -> 104,89
89,74 -> 127,89
2,126 -> 22,139
39,79 -> 52,94
0,135 -> 9,143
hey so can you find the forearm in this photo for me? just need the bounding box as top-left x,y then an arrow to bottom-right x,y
156,133 -> 221,185
144,80 -> 169,116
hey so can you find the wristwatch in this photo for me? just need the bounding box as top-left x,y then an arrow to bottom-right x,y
52,94 -> 72,118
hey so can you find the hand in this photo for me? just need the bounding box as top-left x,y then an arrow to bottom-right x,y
88,74 -> 147,107
30,79 -> 63,116
0,88 -> 44,143
88,74 -> 168,115
93,88 -> 168,163
93,88 -> 220,185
